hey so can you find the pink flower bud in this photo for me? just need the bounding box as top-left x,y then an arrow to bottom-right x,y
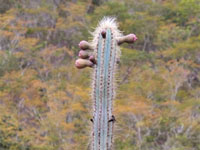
79,50 -> 89,59
75,59 -> 93,69
79,40 -> 93,50
117,33 -> 138,45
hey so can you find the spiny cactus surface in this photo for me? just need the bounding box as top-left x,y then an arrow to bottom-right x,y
75,17 -> 137,150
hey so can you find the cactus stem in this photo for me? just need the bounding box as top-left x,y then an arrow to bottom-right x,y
87,17 -> 137,150
75,17 -> 137,150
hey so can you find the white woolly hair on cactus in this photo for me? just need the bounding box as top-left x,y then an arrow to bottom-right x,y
76,17 -> 137,150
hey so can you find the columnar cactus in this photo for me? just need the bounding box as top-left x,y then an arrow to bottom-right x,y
75,17 -> 137,150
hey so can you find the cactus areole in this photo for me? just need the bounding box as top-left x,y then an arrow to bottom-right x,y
76,17 -> 137,150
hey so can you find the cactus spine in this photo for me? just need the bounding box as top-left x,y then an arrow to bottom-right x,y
76,17 -> 137,150
91,18 -> 121,150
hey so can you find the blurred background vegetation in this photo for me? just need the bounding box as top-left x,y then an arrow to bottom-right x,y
0,0 -> 200,149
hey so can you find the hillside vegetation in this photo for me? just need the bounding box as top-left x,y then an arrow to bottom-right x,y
0,0 -> 200,149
